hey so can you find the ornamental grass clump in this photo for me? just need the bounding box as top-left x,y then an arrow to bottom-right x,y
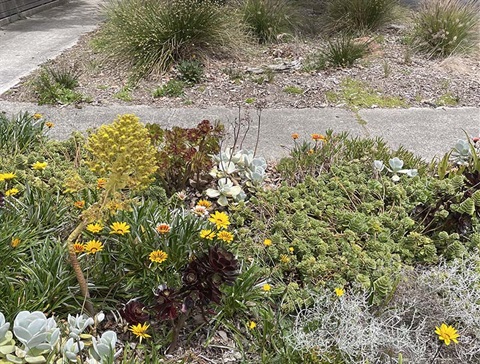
413,0 -> 479,57
241,0 -> 298,43
99,0 -> 245,78
325,0 -> 398,32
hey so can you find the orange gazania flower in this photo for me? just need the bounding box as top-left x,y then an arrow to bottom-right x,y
45,122 -> 54,128
97,178 -> 107,189
156,223 -> 171,234
311,134 -> 325,141
291,133 -> 299,140
73,243 -> 85,253
197,199 -> 212,208
74,200 -> 85,209
11,238 -> 21,248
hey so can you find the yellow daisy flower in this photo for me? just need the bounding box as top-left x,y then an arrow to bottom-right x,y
263,239 -> 272,247
262,284 -> 271,292
200,229 -> 216,240
110,222 -> 130,235
149,250 -> 168,264
0,172 -> 16,181
248,321 -> 257,330
129,323 -> 151,340
435,323 -> 460,346
32,161 -> 48,171
217,230 -> 234,243
84,240 -> 104,254
5,188 -> 19,196
86,222 -> 103,234
209,211 -> 230,230
335,287 -> 345,297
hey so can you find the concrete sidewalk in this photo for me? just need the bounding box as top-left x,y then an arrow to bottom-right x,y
0,100 -> 478,161
0,0 -> 103,95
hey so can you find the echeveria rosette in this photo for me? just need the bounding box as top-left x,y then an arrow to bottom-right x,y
206,178 -> 243,206
0,313 -> 10,342
12,311 -> 60,354
373,157 -> 418,182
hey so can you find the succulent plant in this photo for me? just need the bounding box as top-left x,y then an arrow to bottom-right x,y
154,285 -> 181,321
206,178 -> 243,206
12,311 -> 60,354
85,114 -> 158,191
63,337 -> 84,362
67,314 -> 94,341
121,300 -> 150,325
451,139 -> 472,166
373,157 -> 418,182
89,331 -> 118,363
182,246 -> 239,305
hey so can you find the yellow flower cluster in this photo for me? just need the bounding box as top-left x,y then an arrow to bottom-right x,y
0,172 -> 16,181
85,114 -> 158,191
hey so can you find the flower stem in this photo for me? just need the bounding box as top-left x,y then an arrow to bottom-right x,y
67,221 -> 95,316
430,345 -> 441,364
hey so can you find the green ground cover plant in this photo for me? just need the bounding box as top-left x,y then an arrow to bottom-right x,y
1,112 -> 479,363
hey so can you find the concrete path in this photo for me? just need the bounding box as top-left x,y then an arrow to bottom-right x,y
0,100 -> 478,161
0,0 -> 103,95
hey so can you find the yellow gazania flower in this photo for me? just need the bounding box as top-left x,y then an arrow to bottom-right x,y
335,287 -> 345,297
217,230 -> 234,243
149,250 -> 168,264
129,323 -> 151,340
307,149 -> 314,155
11,238 -> 21,248
435,323 -> 460,346
197,199 -> 212,208
5,188 -> 19,196
110,222 -> 130,235
280,254 -> 291,264
262,284 -> 271,292
86,222 -> 103,234
32,161 -> 48,171
156,223 -> 171,234
0,172 -> 16,181
73,243 -> 85,254
289,247 -> 294,253
209,211 -> 230,230
248,321 -> 257,330
200,229 -> 216,240
33,113 -> 43,120
263,239 -> 272,247
84,240 -> 104,254
291,133 -> 299,140
73,200 -> 85,209
45,122 -> 54,128
97,178 -> 107,189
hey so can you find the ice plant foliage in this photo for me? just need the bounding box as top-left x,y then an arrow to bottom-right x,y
435,323 -> 460,345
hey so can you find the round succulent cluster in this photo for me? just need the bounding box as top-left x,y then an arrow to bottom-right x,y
85,114 -> 158,191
